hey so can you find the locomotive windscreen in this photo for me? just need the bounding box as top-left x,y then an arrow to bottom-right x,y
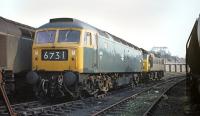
35,30 -> 56,44
58,30 -> 80,43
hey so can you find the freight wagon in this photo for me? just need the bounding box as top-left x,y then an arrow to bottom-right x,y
186,15 -> 200,111
0,17 -> 35,93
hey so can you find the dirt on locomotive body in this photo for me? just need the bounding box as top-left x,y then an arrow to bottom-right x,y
26,18 -> 165,99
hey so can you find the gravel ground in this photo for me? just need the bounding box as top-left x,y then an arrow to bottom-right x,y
66,74 -> 185,116
65,85 -> 151,116
151,80 -> 188,116
0,72 -> 185,116
102,77 -> 185,116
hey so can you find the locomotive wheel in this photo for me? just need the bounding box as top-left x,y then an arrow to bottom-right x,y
149,73 -> 153,80
98,77 -> 109,93
107,77 -> 113,89
85,76 -> 98,96
133,75 -> 139,86
157,72 -> 162,80
70,84 -> 81,100
153,72 -> 157,81
98,79 -> 104,92
35,79 -> 49,102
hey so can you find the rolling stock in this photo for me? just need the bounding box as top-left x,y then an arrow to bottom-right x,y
0,17 -> 35,93
26,18 -> 164,99
142,49 -> 164,80
186,15 -> 200,105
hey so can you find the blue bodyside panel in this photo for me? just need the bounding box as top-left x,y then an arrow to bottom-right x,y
83,36 -> 143,73
95,36 -> 143,73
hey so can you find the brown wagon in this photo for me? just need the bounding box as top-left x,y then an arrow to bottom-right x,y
0,17 -> 35,93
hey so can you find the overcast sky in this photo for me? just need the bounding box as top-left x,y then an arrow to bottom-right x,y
1,0 -> 200,57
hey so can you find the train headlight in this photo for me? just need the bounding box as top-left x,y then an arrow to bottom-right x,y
72,49 -> 76,56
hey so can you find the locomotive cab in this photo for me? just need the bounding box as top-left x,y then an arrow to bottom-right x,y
28,28 -> 83,98
141,49 -> 152,72
32,28 -> 82,72
141,49 -> 164,80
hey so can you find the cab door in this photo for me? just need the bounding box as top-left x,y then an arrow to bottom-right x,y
84,32 -> 98,73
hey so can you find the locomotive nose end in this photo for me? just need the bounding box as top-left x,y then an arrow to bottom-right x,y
26,71 -> 39,85
63,72 -> 77,86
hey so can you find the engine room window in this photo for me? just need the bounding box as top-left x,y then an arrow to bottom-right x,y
58,30 -> 80,42
36,30 -> 56,44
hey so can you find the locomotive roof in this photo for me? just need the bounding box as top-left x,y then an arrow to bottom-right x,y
39,18 -> 141,50
140,48 -> 149,54
39,18 -> 97,31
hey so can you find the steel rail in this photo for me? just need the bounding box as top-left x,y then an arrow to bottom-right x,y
142,78 -> 185,116
0,75 -> 185,116
91,76 -> 184,116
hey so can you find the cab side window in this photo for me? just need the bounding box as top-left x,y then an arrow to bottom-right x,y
84,32 -> 92,46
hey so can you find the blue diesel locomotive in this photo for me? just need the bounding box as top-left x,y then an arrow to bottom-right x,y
26,18 -> 164,99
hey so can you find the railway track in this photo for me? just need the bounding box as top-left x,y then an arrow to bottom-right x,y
92,76 -> 185,116
0,87 -> 126,116
149,79 -> 187,115
142,80 -> 185,116
0,74 -> 185,116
